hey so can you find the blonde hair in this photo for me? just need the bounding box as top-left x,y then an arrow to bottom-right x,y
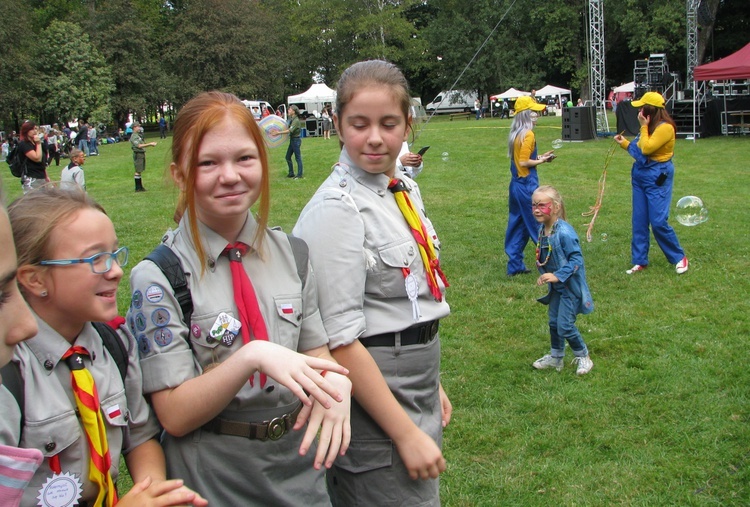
170,91 -> 270,273
8,186 -> 106,269
533,185 -> 567,221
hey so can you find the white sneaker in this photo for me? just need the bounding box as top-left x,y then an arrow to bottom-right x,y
533,354 -> 563,372
675,256 -> 689,274
573,355 -> 594,375
626,264 -> 646,274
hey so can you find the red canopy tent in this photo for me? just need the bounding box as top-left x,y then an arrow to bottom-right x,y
694,42 -> 750,81
693,42 -> 750,137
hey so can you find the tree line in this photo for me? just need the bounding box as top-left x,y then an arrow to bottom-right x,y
1,0 -> 746,132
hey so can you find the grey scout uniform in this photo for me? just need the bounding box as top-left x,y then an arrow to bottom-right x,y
0,313 -> 159,507
130,131 -> 145,173
294,147 -> 450,507
127,212 -> 331,506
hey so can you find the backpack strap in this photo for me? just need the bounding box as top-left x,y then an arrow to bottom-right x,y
145,244 -> 193,327
93,321 -> 128,382
0,361 -> 25,423
286,234 -> 309,288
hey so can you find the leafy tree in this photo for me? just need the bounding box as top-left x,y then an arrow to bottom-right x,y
31,20 -> 115,125
164,0 -> 285,105
0,0 -> 35,130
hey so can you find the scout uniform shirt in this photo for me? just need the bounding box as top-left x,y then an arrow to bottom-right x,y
0,314 -> 159,507
127,212 -> 331,506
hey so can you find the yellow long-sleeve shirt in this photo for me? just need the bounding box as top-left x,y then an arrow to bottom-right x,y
513,130 -> 536,178
618,122 -> 675,162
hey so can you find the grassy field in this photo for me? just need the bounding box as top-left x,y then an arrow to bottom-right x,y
3,114 -> 749,505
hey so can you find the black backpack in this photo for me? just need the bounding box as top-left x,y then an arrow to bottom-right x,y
0,321 -> 129,426
6,144 -> 26,178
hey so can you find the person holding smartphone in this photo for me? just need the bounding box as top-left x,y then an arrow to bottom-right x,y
395,142 -> 425,179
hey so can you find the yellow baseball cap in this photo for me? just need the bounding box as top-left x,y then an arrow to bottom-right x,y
514,96 -> 546,113
631,91 -> 665,108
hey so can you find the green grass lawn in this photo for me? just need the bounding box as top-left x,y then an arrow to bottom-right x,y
4,115 -> 749,505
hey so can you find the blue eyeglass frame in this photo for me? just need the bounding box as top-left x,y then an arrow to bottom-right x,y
39,246 -> 129,274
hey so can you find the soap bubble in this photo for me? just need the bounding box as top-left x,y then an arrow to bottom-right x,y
675,196 -> 708,226
552,139 -> 564,149
600,233 -> 608,242
441,152 -> 449,162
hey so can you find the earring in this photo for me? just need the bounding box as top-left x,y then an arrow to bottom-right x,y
40,290 -> 48,297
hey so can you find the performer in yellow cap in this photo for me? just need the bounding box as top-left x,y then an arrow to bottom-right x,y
504,95 -> 556,276
614,92 -> 688,275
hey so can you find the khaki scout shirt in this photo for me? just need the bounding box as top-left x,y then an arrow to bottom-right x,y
0,314 -> 159,507
128,212 -> 329,420
293,147 -> 450,350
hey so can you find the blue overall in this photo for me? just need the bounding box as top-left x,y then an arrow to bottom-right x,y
504,140 -> 539,275
627,138 -> 685,266
536,220 -> 594,358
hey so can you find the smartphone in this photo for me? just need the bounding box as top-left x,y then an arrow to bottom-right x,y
417,146 -> 430,156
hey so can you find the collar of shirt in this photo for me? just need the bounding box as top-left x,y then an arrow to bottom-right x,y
179,210 -> 261,264
338,147 -> 412,197
23,311 -> 103,376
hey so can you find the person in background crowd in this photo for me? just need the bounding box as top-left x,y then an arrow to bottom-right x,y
130,122 -> 157,192
17,121 -> 49,193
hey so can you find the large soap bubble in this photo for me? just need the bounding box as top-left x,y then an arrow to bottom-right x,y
551,139 -> 564,149
441,152 -> 449,162
675,196 -> 708,226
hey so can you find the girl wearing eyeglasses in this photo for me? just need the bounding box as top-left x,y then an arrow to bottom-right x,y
1,186 -> 207,507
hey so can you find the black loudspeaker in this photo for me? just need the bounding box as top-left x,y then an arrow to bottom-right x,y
561,106 -> 596,140
305,118 -> 321,137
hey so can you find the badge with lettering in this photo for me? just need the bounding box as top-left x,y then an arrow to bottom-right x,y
145,284 -> 164,303
209,312 -> 241,347
37,471 -> 83,507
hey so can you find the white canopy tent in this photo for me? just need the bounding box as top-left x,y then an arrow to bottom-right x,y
490,87 -> 530,100
613,81 -> 635,93
535,84 -> 572,106
287,83 -> 337,116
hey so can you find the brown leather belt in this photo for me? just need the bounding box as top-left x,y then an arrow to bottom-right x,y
360,320 -> 439,348
202,403 -> 302,441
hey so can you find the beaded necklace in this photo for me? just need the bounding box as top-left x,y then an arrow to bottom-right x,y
536,220 -> 557,267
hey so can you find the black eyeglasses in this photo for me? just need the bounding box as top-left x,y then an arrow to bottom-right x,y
39,247 -> 129,274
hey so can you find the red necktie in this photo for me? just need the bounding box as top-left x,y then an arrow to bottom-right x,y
62,346 -> 117,507
223,242 -> 269,387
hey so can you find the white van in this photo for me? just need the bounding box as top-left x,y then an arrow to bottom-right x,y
241,100 -> 274,120
425,90 -> 477,114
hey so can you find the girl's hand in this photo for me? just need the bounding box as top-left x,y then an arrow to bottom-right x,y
118,477 -> 208,507
637,111 -> 649,126
537,273 -> 559,285
243,341 -> 349,408
439,383 -> 452,428
296,371 -> 352,470
614,134 -> 625,143
393,427 -> 446,480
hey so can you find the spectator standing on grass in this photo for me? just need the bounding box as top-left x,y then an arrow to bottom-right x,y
46,128 -> 60,166
530,185 -> 594,375
294,59 -> 452,507
130,122 -> 156,192
77,121 -> 89,156
159,114 -> 168,139
614,91 -> 688,275
504,96 -> 555,277
88,124 -> 98,156
279,105 -> 303,179
17,121 -> 49,193
127,91 -> 351,506
60,148 -> 86,191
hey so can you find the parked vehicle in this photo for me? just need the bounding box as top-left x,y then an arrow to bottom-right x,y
241,100 -> 274,120
425,90 -> 477,114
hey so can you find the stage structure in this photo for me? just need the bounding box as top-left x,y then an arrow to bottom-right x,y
587,0 -> 609,134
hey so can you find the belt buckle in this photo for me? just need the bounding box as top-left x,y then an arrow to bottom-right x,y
267,416 -> 286,441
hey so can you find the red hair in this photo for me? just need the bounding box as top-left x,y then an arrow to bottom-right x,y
170,91 -> 270,273
20,121 -> 37,142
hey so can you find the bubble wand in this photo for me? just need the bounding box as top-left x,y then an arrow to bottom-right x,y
581,132 -> 623,242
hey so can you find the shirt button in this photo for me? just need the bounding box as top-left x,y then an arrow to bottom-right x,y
45,442 -> 56,452
339,180 -> 347,188
44,360 -> 54,370
377,189 -> 385,196
208,258 -> 216,269
265,385 -> 275,393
